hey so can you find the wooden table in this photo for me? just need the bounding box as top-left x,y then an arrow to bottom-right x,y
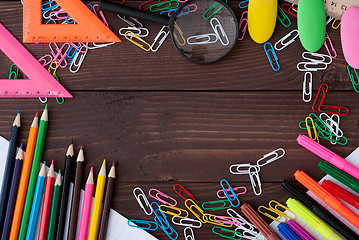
0,1 -> 358,239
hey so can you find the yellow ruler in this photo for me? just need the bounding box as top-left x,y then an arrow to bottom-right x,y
284,0 -> 359,19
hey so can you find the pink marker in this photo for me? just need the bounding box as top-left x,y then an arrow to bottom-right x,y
297,134 -> 359,181
78,168 -> 94,240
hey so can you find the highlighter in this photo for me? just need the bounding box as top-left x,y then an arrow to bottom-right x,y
287,220 -> 316,240
277,222 -> 301,240
248,0 -> 277,44
295,170 -> 359,229
286,198 -> 343,240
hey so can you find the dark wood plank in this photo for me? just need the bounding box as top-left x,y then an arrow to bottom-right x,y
0,1 -> 354,90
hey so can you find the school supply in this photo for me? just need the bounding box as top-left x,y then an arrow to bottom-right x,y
347,65 -> 359,93
286,198 -> 343,240
19,105 -> 48,240
297,52 -> 332,72
47,171 -> 61,240
0,23 -> 71,98
0,111 -> 20,236
341,6 -> 359,69
1,145 -> 24,240
281,180 -> 357,240
277,222 -> 301,240
238,11 -> 248,41
264,42 -> 280,71
247,0 -> 277,44
258,200 -> 295,223
274,29 -> 299,51
78,168 -> 94,240
9,113 -> 38,240
173,183 -> 198,205
100,0 -> 239,64
324,33 -> 337,59
55,142 -> 74,240
322,180 -> 359,210
297,134 -> 359,179
287,220 -> 316,240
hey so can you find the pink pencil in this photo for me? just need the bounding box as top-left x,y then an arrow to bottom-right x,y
78,168 -> 94,240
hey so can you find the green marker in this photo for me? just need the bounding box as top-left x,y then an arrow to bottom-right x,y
47,171 -> 62,240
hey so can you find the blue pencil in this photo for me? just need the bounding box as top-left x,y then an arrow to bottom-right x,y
1,144 -> 24,240
25,163 -> 47,240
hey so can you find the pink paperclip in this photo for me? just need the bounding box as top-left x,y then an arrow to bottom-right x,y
238,11 -> 248,40
38,54 -> 53,67
49,10 -> 68,21
217,186 -> 247,199
92,4 -> 109,27
213,216 -> 245,226
324,33 -> 337,58
49,43 -> 71,69
281,3 -> 297,18
148,188 -> 177,206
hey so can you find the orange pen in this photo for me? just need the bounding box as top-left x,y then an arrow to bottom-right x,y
294,170 -> 359,229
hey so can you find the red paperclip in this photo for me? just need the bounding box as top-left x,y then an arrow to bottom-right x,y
281,3 -> 297,18
322,180 -> 359,210
312,83 -> 328,111
319,105 -> 349,116
139,0 -> 162,10
238,11 -> 248,41
173,183 -> 198,204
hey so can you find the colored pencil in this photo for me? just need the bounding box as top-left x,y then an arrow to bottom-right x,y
9,112 -> 39,240
47,171 -> 62,240
19,105 -> 48,240
0,110 -> 21,236
39,161 -> 55,240
67,146 -> 84,240
1,145 -> 24,240
98,162 -> 116,240
78,168 -> 94,240
55,141 -> 74,240
88,160 -> 107,240
25,163 -> 47,240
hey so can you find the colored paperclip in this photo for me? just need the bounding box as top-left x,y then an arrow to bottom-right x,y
149,188 -> 177,206
184,227 -> 195,240
332,18 -> 341,29
220,179 -> 240,207
173,22 -> 186,46
185,199 -> 207,223
281,3 -> 297,17
274,29 -> 298,51
120,27 -> 149,38
277,5 -> 291,27
264,42 -> 280,71
324,33 -> 337,58
38,54 -> 53,67
203,213 -> 233,227
202,199 -> 232,211
217,186 -> 247,199
309,112 -> 329,134
203,2 -> 223,19
139,0 -> 157,11
49,42 -> 71,69
152,202 -> 179,240
159,205 -> 189,218
347,65 -> 359,93
312,83 -> 328,111
187,34 -> 218,45
319,104 -> 349,116
125,31 -> 151,52
133,187 -> 153,215
249,166 -> 262,196
270,200 -> 296,220
69,43 -> 88,73
8,64 -> 19,79
238,11 -> 248,40
151,26 -> 170,52
302,72 -> 312,102
128,219 -> 158,231
172,216 -> 202,228
239,0 -> 249,8
173,183 -> 198,204
256,148 -> 285,167
212,226 -> 242,240
258,205 -> 285,223
210,18 -> 229,46
213,216 -> 245,226
150,0 -> 179,12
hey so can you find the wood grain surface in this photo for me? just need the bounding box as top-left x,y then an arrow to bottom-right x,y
0,1 -> 358,240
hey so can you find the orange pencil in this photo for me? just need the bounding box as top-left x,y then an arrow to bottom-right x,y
9,113 -> 39,240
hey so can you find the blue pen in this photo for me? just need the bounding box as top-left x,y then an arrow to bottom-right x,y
278,222 -> 301,240
25,163 -> 47,240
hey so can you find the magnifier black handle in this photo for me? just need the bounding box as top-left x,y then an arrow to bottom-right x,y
99,0 -> 170,26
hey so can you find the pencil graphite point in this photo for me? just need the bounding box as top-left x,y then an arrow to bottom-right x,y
35,112 -> 38,117
45,104 -> 48,110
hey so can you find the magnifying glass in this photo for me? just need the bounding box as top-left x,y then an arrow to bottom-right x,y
99,0 -> 238,64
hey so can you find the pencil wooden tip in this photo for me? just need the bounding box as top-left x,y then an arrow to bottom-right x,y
16,146 -> 24,160
39,164 -> 47,177
66,142 -> 74,156
99,160 -> 106,176
41,106 -> 48,121
48,161 -> 55,178
13,111 -> 21,127
77,148 -> 84,162
55,172 -> 62,186
87,169 -> 94,184
108,164 -> 116,178
31,113 -> 39,127
80,145 -> 83,150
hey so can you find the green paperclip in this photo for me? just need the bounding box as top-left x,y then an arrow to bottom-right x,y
212,226 -> 242,240
54,75 -> 65,105
8,64 -> 19,79
347,65 -> 359,93
202,199 -> 231,211
318,131 -> 348,145
203,2 -> 223,20
277,5 -> 291,27
150,0 -> 179,12
308,113 -> 330,134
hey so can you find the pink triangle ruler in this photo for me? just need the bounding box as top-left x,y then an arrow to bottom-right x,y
0,23 -> 72,98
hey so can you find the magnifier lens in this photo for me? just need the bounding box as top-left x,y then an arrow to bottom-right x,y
170,0 -> 238,64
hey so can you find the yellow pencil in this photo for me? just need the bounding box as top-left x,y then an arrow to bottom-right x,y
88,160 -> 106,240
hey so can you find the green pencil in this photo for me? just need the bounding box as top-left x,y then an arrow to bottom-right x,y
18,105 -> 48,240
47,171 -> 62,240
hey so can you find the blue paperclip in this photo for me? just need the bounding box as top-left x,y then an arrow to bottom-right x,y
264,42 -> 280,71
151,202 -> 179,240
46,19 -> 57,24
128,219 -> 158,231
239,0 -> 249,8
220,179 -> 240,207
65,14 -> 75,24
42,1 -> 58,12
278,223 -> 301,240
66,46 -> 79,65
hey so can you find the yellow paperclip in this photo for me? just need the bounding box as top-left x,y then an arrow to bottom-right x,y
258,205 -> 284,223
184,199 -> 207,223
173,22 -> 186,46
159,205 -> 189,218
125,31 -> 151,51
305,117 -> 319,143
332,19 -> 341,29
203,213 -> 233,228
270,200 -> 296,220
48,61 -> 58,76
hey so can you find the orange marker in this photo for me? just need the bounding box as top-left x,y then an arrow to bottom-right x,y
294,170 -> 359,229
23,0 -> 121,43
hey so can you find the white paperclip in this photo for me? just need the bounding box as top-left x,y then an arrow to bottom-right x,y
302,72 -> 312,102
297,62 -> 329,72
133,187 -> 153,215
229,163 -> 259,175
187,33 -> 218,45
119,27 -> 149,38
326,16 -> 334,25
172,216 -> 202,228
184,227 -> 195,240
151,26 -> 170,52
117,14 -> 143,28
274,29 -> 298,51
210,18 -> 229,46
256,148 -> 285,167
328,114 -> 341,145
249,166 -> 262,196
227,209 -> 254,228
320,113 -> 343,138
302,52 -> 332,64
88,42 -> 115,50
69,43 -> 88,74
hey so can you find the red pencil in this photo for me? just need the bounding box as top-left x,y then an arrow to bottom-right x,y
38,161 -> 55,240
